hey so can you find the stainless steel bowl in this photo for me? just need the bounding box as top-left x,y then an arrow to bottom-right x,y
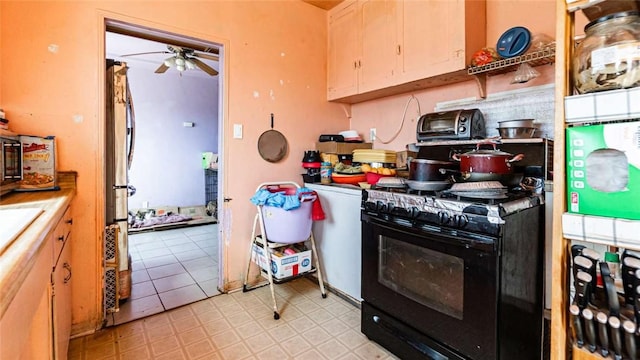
497,127 -> 536,139
498,119 -> 535,128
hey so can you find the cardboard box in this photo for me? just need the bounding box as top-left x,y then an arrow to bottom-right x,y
566,121 -> 640,219
18,135 -> 57,191
315,141 -> 372,154
251,243 -> 312,279
396,150 -> 417,169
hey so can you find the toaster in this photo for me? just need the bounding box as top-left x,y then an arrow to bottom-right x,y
416,109 -> 486,142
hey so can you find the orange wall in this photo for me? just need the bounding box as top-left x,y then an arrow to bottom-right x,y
0,0 -> 348,335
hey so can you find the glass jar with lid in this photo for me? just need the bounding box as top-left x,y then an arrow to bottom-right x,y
573,11 -> 640,94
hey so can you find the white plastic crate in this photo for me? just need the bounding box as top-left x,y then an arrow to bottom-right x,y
565,88 -> 640,123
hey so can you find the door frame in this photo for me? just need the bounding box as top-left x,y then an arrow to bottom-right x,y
96,11 -> 229,326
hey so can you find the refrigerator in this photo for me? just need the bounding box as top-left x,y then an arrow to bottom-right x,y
105,59 -> 135,313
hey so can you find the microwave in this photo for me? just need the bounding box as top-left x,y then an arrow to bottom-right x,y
566,120 -> 640,220
1,134 -> 23,196
416,109 -> 486,142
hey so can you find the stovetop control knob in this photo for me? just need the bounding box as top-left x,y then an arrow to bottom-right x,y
453,214 -> 469,228
438,212 -> 450,225
387,202 -> 395,214
376,201 -> 386,212
410,206 -> 421,219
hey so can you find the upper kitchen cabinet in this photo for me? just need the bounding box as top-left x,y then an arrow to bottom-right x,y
327,0 -> 359,100
358,0 -> 398,94
327,0 -> 486,104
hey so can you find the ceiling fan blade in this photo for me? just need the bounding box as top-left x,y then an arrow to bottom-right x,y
190,58 -> 218,76
121,50 -> 171,58
192,52 -> 219,61
155,63 -> 169,74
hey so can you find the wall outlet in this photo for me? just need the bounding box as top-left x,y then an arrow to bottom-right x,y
370,128 -> 376,141
142,201 -> 149,208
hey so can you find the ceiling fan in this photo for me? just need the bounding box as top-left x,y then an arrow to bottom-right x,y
122,45 -> 219,76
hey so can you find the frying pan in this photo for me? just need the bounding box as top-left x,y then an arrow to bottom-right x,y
258,113 -> 288,163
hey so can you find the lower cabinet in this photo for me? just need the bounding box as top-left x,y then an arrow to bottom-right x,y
304,184 -> 362,301
0,205 -> 72,359
0,238 -> 53,360
52,237 -> 72,360
51,205 -> 72,360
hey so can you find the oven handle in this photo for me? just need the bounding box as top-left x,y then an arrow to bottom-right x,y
362,215 -> 496,254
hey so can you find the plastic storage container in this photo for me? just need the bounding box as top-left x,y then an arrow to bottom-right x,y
573,11 -> 640,94
260,201 -> 313,244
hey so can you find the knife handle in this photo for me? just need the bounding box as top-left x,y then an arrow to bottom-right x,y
582,308 -> 597,353
570,305 -> 584,348
635,284 -> 640,326
623,320 -> 637,360
572,244 -> 586,260
622,257 -> 640,305
575,271 -> 593,309
609,316 -> 623,360
601,262 -> 621,316
596,311 -> 610,357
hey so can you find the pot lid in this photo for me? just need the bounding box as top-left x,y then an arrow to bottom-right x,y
463,148 -> 513,156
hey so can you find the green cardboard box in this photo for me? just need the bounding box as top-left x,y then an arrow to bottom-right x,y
566,121 -> 640,220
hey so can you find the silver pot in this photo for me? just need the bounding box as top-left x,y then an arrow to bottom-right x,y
498,119 -> 534,128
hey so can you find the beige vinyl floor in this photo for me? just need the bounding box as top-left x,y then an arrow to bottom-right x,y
68,277 -> 400,360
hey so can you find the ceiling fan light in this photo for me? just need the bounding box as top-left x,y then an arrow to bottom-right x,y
175,57 -> 186,66
185,59 -> 196,70
164,57 -> 176,67
176,64 -> 186,72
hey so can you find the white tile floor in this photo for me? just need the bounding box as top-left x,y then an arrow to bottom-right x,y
106,224 -> 220,326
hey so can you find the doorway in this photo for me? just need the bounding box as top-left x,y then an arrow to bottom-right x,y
104,21 -> 224,326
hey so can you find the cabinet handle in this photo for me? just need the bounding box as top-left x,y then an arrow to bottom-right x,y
358,60 -> 361,68
397,45 -> 401,55
353,61 -> 357,69
57,235 -> 64,242
63,263 -> 72,283
66,218 -> 73,225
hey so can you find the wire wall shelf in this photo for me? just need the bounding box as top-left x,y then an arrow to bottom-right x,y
467,46 -> 556,77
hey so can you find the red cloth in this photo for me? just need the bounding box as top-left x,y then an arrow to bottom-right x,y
311,191 -> 326,221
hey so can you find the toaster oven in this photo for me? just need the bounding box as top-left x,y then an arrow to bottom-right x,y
1,134 -> 22,195
416,109 -> 486,142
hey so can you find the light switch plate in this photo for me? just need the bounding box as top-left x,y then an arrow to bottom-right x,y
233,124 -> 243,139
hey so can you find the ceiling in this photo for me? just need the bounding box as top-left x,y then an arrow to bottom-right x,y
106,32 -> 219,79
302,0 -> 344,10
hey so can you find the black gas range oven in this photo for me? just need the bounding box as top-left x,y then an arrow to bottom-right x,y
360,187 -> 544,360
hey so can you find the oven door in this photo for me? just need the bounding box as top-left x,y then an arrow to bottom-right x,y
361,214 -> 498,360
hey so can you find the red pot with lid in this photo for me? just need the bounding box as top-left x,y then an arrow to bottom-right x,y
452,142 -> 524,181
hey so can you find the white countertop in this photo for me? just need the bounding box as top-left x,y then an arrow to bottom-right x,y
304,183 -> 363,196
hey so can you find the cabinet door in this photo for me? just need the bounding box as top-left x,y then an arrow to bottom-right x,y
398,0 -> 466,82
358,0 -> 398,93
327,0 -> 359,100
52,239 -> 72,360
